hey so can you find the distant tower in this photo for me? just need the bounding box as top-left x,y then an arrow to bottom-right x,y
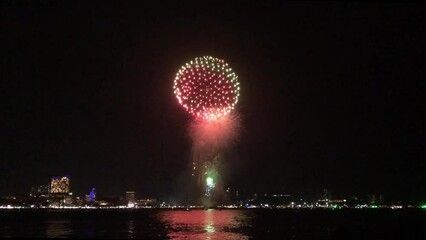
322,189 -> 331,200
126,191 -> 136,204
50,176 -> 70,194
89,188 -> 96,202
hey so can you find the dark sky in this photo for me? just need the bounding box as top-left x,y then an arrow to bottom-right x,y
2,1 -> 425,202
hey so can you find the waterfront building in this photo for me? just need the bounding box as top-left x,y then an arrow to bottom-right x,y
50,176 -> 70,194
126,191 -> 136,204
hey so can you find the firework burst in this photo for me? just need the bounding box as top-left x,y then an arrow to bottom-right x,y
173,56 -> 240,120
173,56 -> 240,206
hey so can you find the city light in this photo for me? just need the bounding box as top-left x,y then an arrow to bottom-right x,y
50,176 -> 70,194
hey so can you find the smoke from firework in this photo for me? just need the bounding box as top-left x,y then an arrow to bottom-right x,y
189,114 -> 240,151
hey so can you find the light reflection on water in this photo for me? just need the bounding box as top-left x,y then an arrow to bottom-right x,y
127,220 -> 135,239
46,220 -> 72,238
3,209 -> 421,239
158,209 -> 251,240
40,210 -> 252,239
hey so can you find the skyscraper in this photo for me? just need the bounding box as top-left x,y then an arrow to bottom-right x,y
89,188 -> 96,202
30,184 -> 49,197
126,191 -> 135,204
50,176 -> 70,194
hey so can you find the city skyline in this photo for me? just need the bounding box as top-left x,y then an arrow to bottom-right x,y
2,2 -> 425,203
2,174 -> 421,206
4,173 -> 422,209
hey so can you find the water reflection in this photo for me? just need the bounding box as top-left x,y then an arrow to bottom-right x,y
46,220 -> 72,238
158,209 -> 251,240
204,209 -> 215,235
128,220 -> 136,238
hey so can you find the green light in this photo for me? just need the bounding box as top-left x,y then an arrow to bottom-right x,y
371,205 -> 378,208
332,205 -> 340,210
206,177 -> 214,187
421,205 -> 426,209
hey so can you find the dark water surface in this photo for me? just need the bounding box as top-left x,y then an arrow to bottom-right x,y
1,209 -> 425,239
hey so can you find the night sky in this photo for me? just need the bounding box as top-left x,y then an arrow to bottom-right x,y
2,1 -> 425,202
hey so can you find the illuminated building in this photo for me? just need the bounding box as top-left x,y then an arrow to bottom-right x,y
137,198 -> 157,207
30,185 -> 49,197
329,199 -> 348,209
50,176 -> 70,194
316,199 -> 329,208
29,184 -> 50,207
368,194 -> 384,204
89,188 -> 96,202
75,197 -> 84,206
49,176 -> 71,207
126,191 -> 135,204
64,195 -> 73,205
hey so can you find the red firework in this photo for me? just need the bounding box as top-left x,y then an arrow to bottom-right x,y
173,56 -> 240,120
